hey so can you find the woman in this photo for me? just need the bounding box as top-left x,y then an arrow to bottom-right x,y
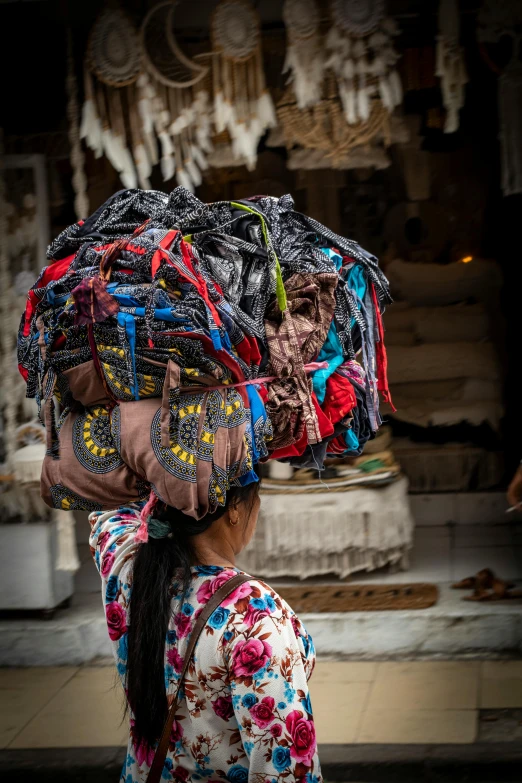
91,479 -> 321,783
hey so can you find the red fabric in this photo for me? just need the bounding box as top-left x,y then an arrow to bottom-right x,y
270,393 -> 334,460
328,435 -> 348,454
72,276 -> 119,325
21,254 -> 75,340
151,233 -> 223,330
94,242 -> 147,257
323,372 -> 357,425
180,241 -> 222,329
234,334 -> 262,370
371,284 -> 396,412
52,334 -> 66,351
150,230 -> 179,277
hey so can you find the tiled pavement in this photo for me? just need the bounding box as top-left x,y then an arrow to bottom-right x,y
2,660 -> 522,750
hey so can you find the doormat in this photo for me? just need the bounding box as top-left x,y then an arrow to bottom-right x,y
277,583 -> 439,612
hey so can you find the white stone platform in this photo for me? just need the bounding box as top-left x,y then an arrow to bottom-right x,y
1,581 -> 521,666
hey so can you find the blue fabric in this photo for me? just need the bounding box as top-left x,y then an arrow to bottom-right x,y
312,249 -> 369,403
346,265 -> 367,326
312,326 -> 344,404
343,429 -> 359,451
117,312 -> 139,401
238,384 -> 266,486
311,248 -> 345,403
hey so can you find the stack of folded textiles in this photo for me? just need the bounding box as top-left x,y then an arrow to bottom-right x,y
17,187 -> 392,519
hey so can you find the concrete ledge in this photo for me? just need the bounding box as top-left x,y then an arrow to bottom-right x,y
2,743 -> 522,782
1,586 -> 522,665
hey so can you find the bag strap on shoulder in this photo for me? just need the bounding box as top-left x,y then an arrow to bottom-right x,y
146,572 -> 251,783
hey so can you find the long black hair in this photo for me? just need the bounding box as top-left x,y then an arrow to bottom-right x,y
127,481 -> 259,747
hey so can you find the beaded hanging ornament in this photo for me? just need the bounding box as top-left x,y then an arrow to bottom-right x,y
139,1 -> 212,191
211,0 -> 276,171
326,0 -> 403,125
80,7 -> 141,189
282,0 -> 325,109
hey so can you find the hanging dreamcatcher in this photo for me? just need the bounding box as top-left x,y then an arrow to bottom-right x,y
325,0 -> 402,125
81,7 -> 141,189
282,0 -> 325,109
211,0 -> 276,170
139,1 -> 212,191
81,3 -> 212,192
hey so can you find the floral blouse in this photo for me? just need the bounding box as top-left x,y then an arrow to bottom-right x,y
89,508 -> 322,783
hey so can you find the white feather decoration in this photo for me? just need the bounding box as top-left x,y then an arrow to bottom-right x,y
134,143 -> 152,189
186,157 -> 202,188
120,147 -> 138,189
176,167 -> 194,192
214,91 -> 228,134
257,91 -> 277,129
191,144 -> 208,171
389,69 -> 403,106
80,100 -> 103,158
379,75 -> 393,111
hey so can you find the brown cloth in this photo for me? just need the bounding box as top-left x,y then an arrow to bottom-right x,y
264,272 -> 337,451
41,360 -> 251,519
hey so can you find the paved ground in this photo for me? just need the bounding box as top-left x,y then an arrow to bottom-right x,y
2,660 -> 522,781
3,660 -> 522,749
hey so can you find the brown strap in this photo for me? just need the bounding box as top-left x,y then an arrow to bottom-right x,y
145,572 -> 251,783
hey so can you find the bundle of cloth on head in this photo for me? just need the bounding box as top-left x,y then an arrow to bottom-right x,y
17,187 -> 393,529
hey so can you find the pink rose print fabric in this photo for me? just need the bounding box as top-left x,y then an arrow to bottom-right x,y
89,508 -> 321,783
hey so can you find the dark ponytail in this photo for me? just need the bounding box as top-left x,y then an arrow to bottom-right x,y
127,481 -> 259,747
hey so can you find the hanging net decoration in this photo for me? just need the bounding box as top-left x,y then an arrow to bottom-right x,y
331,0 -> 386,37
87,7 -> 142,87
81,7 -> 141,189
80,2 -> 213,193
141,1 -> 208,88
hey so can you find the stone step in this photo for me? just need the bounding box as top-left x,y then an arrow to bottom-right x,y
1,584 -> 521,666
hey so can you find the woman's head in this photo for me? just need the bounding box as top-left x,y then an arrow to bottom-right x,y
127,478 -> 260,747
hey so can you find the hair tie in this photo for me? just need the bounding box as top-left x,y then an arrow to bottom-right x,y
136,489 -> 158,543
148,517 -> 173,539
